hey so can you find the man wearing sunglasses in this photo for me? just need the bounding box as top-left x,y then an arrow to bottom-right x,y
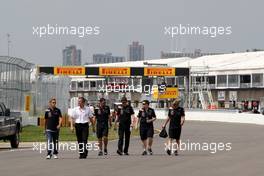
137,100 -> 156,155
162,98 -> 185,156
44,97 -> 62,159
93,98 -> 111,156
115,97 -> 135,155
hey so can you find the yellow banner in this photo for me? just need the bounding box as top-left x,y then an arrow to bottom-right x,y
144,67 -> 175,76
99,67 -> 130,76
54,67 -> 85,75
153,87 -> 179,99
25,95 -> 31,112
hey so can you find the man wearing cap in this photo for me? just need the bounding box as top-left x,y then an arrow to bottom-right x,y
93,98 -> 111,156
70,97 -> 94,159
162,98 -> 185,156
115,97 -> 135,155
137,100 -> 156,155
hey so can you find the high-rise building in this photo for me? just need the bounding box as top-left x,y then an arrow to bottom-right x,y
63,45 -> 82,65
128,41 -> 144,61
93,53 -> 125,64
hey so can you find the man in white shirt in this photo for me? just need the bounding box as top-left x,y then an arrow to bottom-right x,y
70,97 -> 94,159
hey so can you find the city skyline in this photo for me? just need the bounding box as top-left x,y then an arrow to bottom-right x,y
0,0 -> 263,66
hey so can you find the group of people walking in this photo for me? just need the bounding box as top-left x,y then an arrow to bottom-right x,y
44,96 -> 185,159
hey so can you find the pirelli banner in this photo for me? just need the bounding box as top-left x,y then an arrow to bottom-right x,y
54,66 -> 86,75
38,66 -> 189,77
153,87 -> 179,99
99,67 -> 130,76
144,67 -> 175,76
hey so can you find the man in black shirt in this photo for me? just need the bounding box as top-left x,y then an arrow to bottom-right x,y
44,97 -> 62,159
137,100 -> 156,155
115,97 -> 135,155
94,98 -> 111,156
162,98 -> 185,156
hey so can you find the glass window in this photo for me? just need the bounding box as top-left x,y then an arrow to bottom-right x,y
240,75 -> 251,83
71,81 -> 77,90
84,81 -> 89,90
77,81 -> 83,89
252,74 -> 262,83
217,75 -> 227,87
228,75 -> 239,87
252,74 -> 263,87
207,76 -> 215,84
178,77 -> 184,86
90,81 -> 96,88
166,77 -> 175,86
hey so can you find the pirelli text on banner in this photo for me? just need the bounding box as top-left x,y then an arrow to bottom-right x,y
144,67 -> 175,76
54,67 -> 86,75
99,67 -> 131,76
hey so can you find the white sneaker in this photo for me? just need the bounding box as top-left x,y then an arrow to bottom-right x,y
46,155 -> 51,159
53,155 -> 58,159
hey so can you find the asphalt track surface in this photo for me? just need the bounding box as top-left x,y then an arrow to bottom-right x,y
0,121 -> 263,176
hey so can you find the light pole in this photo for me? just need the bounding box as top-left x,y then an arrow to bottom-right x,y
5,34 -> 11,105
7,33 -> 11,58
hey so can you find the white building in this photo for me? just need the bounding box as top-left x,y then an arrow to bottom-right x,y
69,51 -> 264,110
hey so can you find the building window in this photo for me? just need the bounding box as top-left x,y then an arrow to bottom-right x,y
240,75 -> 251,83
252,74 -> 263,87
217,75 -> 227,87
166,77 -> 176,86
207,76 -> 215,84
228,75 -> 239,87
77,81 -> 83,90
90,81 -> 96,88
84,81 -> 89,90
176,76 -> 184,88
97,80 -> 103,88
240,75 -> 251,88
71,81 -> 77,90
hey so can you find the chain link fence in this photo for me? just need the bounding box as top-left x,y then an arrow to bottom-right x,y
0,56 -> 33,111
0,56 -> 71,116
32,73 -> 71,115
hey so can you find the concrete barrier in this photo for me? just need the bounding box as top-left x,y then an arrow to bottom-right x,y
133,108 -> 264,125
185,111 -> 264,125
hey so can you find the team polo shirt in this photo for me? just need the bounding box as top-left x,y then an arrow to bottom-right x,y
94,105 -> 110,124
168,107 -> 185,129
116,105 -> 134,126
137,107 -> 156,128
45,107 -> 62,132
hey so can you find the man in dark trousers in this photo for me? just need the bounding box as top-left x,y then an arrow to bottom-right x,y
162,98 -> 185,156
137,100 -> 156,155
94,98 -> 112,156
115,97 -> 135,155
70,97 -> 94,159
44,97 -> 62,159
